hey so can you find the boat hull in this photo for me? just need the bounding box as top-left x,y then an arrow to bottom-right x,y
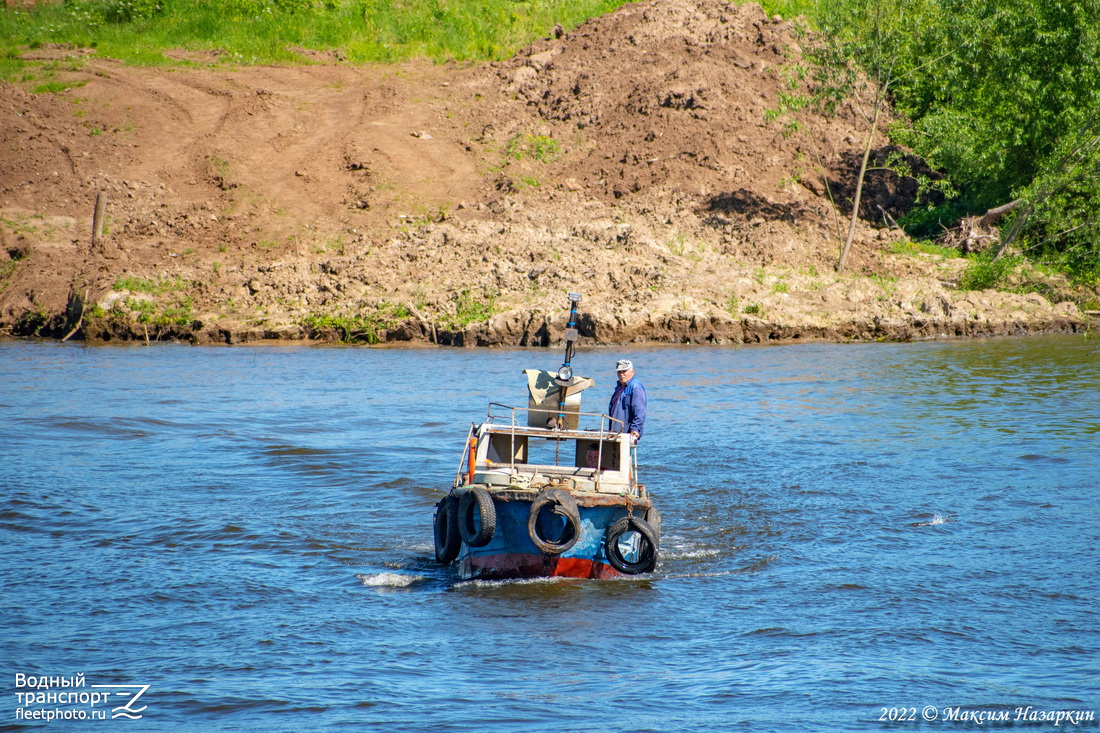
461,552 -> 622,580
455,497 -> 638,581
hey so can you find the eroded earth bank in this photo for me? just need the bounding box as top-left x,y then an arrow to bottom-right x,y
1,0 -> 1093,346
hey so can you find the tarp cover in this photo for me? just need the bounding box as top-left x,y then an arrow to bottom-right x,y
523,369 -> 594,429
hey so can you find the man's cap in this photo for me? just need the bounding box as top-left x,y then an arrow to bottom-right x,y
615,359 -> 633,371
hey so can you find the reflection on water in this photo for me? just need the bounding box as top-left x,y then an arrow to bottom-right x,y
1,336 -> 1098,731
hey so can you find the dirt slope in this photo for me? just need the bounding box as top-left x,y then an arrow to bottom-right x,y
0,0 -> 1087,345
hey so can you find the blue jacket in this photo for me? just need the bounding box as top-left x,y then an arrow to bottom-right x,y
609,377 -> 646,439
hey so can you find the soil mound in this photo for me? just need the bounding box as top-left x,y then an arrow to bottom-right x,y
0,0 -> 1087,345
493,1 -> 845,206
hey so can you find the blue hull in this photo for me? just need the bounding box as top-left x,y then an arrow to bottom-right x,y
457,499 -> 633,580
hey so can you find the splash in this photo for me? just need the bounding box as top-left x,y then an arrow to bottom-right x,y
356,572 -> 423,588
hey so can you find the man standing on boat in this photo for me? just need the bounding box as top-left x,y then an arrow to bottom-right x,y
609,359 -> 646,442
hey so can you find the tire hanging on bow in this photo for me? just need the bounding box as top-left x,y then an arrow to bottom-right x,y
458,486 -> 496,547
527,489 -> 581,555
604,515 -> 658,574
433,495 -> 460,563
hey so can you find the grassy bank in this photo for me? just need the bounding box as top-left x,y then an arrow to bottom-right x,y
1,0 -> 636,69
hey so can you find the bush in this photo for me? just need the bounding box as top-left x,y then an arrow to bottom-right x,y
958,253 -> 1020,291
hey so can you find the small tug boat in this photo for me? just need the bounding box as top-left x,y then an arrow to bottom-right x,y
433,294 -> 661,580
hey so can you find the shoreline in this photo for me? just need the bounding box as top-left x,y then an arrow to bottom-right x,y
4,307 -> 1091,347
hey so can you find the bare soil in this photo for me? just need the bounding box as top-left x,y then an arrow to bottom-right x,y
0,0 -> 1089,346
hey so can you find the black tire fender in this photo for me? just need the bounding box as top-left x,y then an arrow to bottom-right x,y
458,486 -> 496,547
644,505 -> 662,548
605,515 -> 658,574
527,489 -> 581,555
433,495 -> 460,563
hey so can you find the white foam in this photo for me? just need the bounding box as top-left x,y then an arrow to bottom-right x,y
357,572 -> 423,588
456,575 -> 574,588
667,548 -> 722,559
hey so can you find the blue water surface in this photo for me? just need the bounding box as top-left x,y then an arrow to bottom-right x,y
1,336 -> 1098,731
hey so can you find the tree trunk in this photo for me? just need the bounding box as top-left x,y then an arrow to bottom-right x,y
836,93 -> 884,272
978,198 -> 1023,227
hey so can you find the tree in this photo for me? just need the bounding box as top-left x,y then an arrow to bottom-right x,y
804,0 -> 937,271
797,0 -> 1100,280
886,0 -> 1100,279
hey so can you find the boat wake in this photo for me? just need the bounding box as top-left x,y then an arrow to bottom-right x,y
356,572 -> 427,588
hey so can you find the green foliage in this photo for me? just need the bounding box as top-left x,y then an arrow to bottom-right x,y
122,295 -> 194,325
14,306 -> 51,336
958,252 -> 1021,291
105,277 -> 198,325
887,1 -> 1099,202
725,293 -> 739,314
758,0 -> 825,21
1033,233 -> 1100,286
506,134 -> 561,163
870,272 -> 897,295
440,289 -> 496,330
666,234 -> 687,256
0,259 -> 17,286
68,0 -> 164,25
881,0 -> 1098,276
888,237 -> 960,259
301,301 -> 409,343
113,275 -> 190,293
793,0 -> 1100,283
32,79 -> 87,94
895,198 -> 970,238
0,0 -> 634,65
1,214 -> 41,238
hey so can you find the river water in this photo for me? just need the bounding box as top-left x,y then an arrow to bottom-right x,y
2,336 -> 1098,732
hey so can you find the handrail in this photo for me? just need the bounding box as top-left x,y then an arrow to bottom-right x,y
486,402 -> 624,434
472,403 -> 638,495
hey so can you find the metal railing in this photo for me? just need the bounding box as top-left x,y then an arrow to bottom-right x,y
449,403 -> 637,493
485,402 -> 624,435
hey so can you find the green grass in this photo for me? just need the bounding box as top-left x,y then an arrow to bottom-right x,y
506,133 -> 561,163
1,213 -> 42,237
724,293 -> 739,315
1,0 -> 634,67
120,295 -> 194,325
32,79 -> 88,94
958,253 -> 1021,291
0,259 -> 17,284
113,274 -> 191,293
14,305 -> 51,336
889,238 -> 963,259
869,272 -> 898,298
439,288 -> 496,330
301,300 -> 410,343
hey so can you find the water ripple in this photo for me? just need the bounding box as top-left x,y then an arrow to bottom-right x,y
1,337 -> 1097,732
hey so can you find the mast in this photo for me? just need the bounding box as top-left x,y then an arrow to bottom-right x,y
553,293 -> 581,429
